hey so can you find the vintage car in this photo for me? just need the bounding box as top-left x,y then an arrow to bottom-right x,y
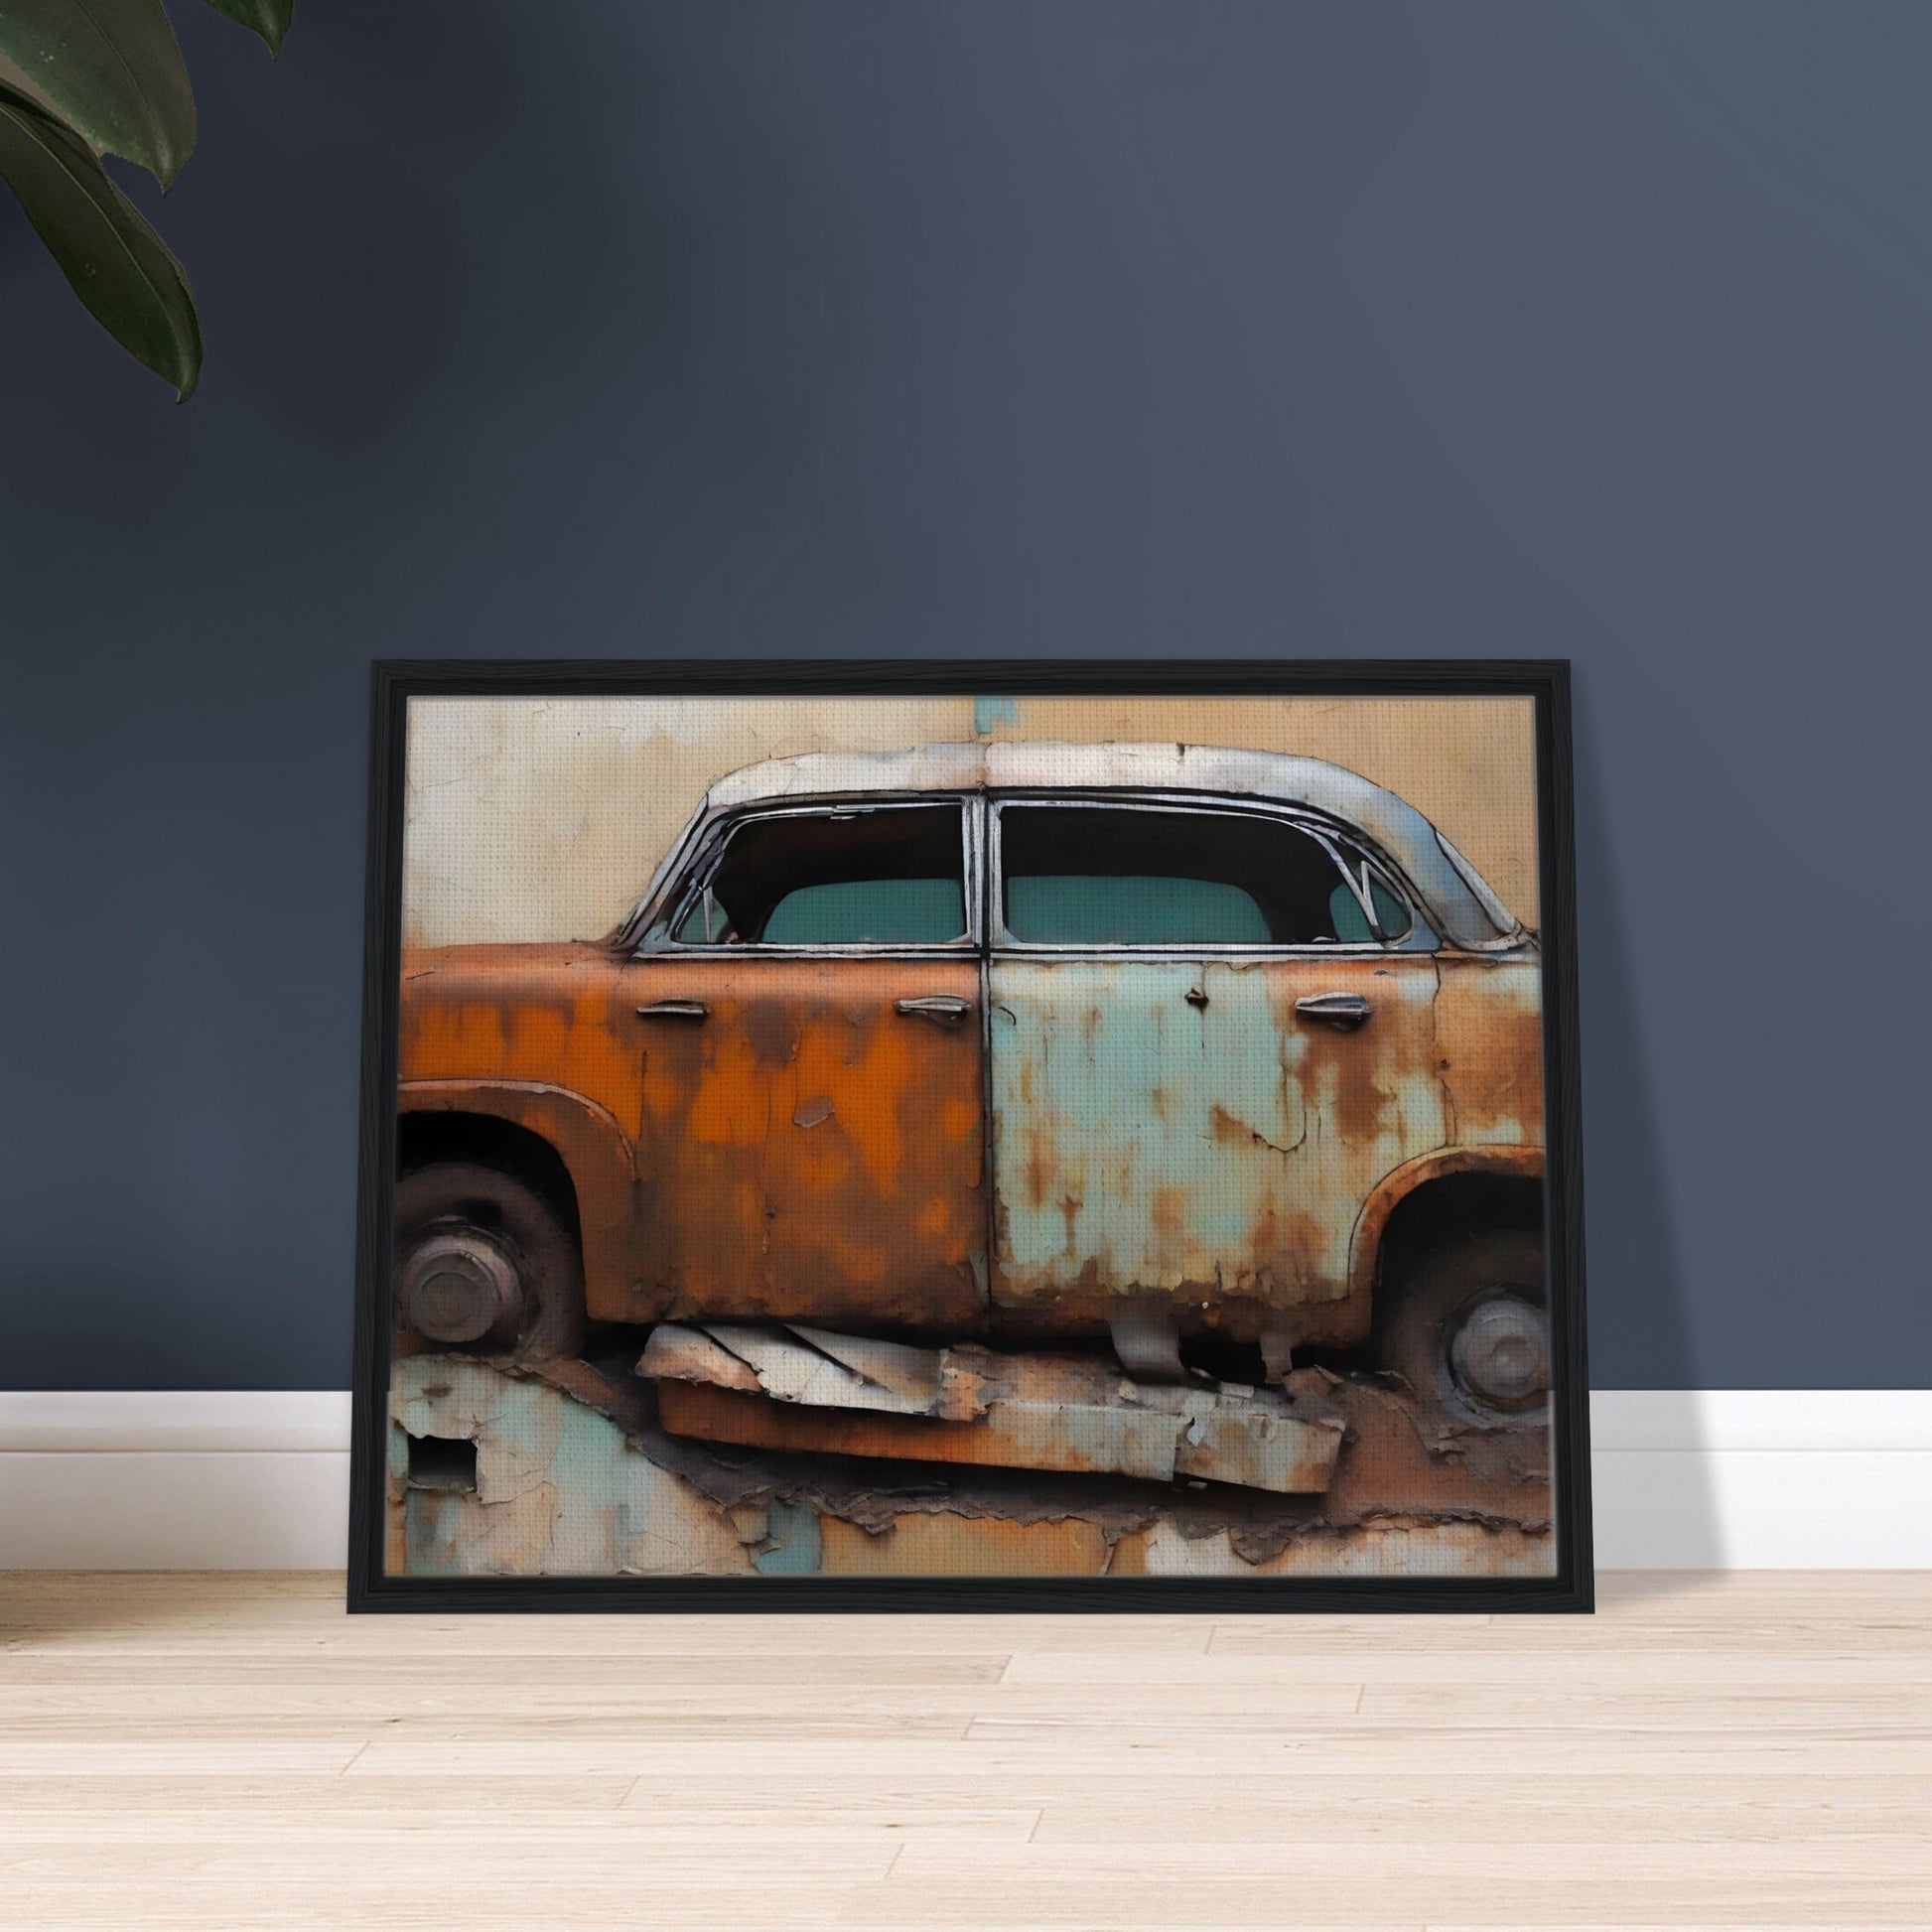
395,742 -> 1549,1475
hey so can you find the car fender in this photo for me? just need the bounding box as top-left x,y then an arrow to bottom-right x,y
1348,1144 -> 1545,1299
397,1079 -> 639,1318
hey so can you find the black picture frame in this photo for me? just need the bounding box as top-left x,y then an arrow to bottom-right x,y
349,658 -> 1590,1613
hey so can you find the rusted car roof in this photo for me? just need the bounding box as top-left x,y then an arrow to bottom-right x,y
643,742 -> 1525,951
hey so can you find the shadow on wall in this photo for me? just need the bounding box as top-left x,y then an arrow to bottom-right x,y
1573,674 -> 1720,1579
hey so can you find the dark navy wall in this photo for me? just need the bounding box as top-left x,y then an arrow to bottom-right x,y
3,4 -> 1925,1389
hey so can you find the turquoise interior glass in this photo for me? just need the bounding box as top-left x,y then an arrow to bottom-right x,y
1006,875 -> 1270,945
760,877 -> 962,944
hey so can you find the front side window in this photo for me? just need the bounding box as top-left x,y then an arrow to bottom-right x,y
996,803 -> 1415,947
674,804 -> 968,947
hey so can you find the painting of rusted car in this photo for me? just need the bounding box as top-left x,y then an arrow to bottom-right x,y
372,686 -> 1577,1592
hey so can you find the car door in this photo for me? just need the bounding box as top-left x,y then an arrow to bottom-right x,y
626,797 -> 988,1332
985,793 -> 1446,1350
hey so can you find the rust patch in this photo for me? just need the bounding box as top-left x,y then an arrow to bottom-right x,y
1024,1132 -> 1054,1214
1434,955 -> 1545,1144
741,998 -> 799,1067
1305,1368 -> 1554,1534
819,1512 -> 1110,1577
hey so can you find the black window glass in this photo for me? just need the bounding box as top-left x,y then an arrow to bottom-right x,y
999,805 -> 1389,946
677,806 -> 966,945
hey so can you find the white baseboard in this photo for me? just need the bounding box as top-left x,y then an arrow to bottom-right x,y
1587,1392 -> 1932,1572
0,1393 -> 353,1573
1,1390 -> 1926,1573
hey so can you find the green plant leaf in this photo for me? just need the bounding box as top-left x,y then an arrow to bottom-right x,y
0,0 -> 195,188
201,0 -> 292,57
0,78 -> 201,397
200,0 -> 291,57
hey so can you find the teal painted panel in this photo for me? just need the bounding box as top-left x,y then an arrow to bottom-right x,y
752,1499 -> 824,1575
988,955 -> 1448,1311
390,1357 -> 759,1578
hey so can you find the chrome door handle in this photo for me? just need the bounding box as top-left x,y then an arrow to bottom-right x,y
636,999 -> 708,1021
895,995 -> 973,1028
1295,992 -> 1370,1030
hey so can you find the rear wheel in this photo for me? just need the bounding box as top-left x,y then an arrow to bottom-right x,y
394,1162 -> 584,1361
1378,1228 -> 1549,1427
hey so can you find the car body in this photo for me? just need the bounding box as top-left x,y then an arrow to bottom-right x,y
396,742 -> 1546,1383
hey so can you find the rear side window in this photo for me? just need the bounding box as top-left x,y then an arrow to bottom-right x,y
1327,869 -> 1412,944
997,804 -> 1410,947
675,805 -> 967,946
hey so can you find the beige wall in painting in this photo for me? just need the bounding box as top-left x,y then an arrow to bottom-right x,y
402,694 -> 1539,947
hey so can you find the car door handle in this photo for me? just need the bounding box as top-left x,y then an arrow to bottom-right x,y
636,999 -> 708,1021
1295,992 -> 1371,1030
895,995 -> 973,1028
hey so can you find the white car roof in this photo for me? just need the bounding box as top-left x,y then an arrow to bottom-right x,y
710,741 -> 1384,810
656,742 -> 1524,949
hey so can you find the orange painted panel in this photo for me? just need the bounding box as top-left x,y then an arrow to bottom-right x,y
624,956 -> 986,1330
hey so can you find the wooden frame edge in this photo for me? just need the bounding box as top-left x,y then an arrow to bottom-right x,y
347,658 -> 1591,1614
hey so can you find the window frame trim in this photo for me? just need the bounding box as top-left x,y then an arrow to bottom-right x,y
635,793 -> 985,958
985,790 -> 1438,957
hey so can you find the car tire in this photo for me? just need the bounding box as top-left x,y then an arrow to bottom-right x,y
394,1162 -> 585,1361
1378,1228 -> 1549,1428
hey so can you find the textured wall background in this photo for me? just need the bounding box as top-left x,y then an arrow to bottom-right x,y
2,3 -> 1926,1389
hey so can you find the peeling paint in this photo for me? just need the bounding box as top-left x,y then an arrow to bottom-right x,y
391,1356 -> 756,1578
640,1320 -> 978,1420
648,1332 -> 1345,1495
389,1355 -> 1554,1580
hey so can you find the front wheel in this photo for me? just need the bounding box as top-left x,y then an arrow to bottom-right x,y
1377,1228 -> 1549,1427
394,1162 -> 584,1361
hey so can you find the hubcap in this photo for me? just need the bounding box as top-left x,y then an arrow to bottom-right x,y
398,1230 -> 521,1345
1448,1295 -> 1548,1413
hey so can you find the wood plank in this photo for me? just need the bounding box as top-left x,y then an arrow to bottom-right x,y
1,1570 -> 1929,1932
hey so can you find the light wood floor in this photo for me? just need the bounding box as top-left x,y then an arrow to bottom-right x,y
2,1573 -> 1930,1930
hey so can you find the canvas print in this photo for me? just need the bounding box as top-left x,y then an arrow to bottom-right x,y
360,668 -> 1585,1602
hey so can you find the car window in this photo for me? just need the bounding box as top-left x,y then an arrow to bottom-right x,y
675,804 -> 967,946
997,803 -> 1406,947
1326,871 -> 1412,944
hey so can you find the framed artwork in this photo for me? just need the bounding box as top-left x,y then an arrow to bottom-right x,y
348,661 -> 1589,1611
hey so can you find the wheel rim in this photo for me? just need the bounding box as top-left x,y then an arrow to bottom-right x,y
397,1228 -> 522,1345
1446,1293 -> 1548,1416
